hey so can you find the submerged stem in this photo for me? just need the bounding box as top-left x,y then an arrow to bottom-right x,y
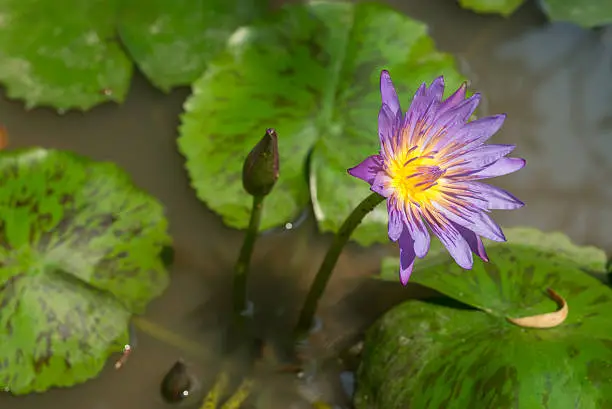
294,192 -> 385,339
233,195 -> 265,318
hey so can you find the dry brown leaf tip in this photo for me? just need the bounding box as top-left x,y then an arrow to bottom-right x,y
506,288 -> 568,329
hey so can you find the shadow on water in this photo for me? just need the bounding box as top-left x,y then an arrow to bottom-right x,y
0,0 -> 611,407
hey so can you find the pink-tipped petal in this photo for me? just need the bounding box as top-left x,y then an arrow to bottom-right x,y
468,182 -> 525,210
388,201 -> 404,242
398,230 -> 416,285
470,157 -> 526,180
380,70 -> 401,115
347,155 -> 382,185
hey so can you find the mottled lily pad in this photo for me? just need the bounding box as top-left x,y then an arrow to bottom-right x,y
457,0 -> 525,17
358,229 -> 612,408
0,0 -> 266,110
178,1 -> 465,245
380,227 -> 608,308
117,0 -> 267,91
0,0 -> 132,111
0,148 -> 171,394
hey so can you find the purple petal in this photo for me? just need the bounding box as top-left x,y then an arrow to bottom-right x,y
380,70 -> 401,115
438,82 -> 467,115
444,114 -> 506,151
424,94 -> 482,149
434,202 -> 506,242
427,76 -> 445,103
371,172 -> 394,197
467,182 -> 524,210
378,103 -> 401,149
436,93 -> 481,126
457,144 -> 516,170
398,230 -> 416,285
347,155 -> 382,185
387,201 -> 403,242
427,217 -> 473,269
453,222 -> 488,262
404,205 -> 430,258
469,157 -> 526,179
404,83 -> 430,127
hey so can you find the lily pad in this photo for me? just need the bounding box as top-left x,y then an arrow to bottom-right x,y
117,0 -> 267,91
0,0 -> 132,111
358,229 -> 612,408
0,0 -> 267,110
538,0 -> 612,28
178,1 -> 465,245
457,0 -> 525,17
457,0 -> 612,27
0,148 -> 171,394
380,228 -> 608,311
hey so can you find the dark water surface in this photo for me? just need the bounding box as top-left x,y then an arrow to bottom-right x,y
0,0 -> 610,408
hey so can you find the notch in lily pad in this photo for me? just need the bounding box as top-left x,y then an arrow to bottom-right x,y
0,148 -> 171,394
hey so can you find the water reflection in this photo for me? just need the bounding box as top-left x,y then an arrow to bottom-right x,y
0,0 -> 610,408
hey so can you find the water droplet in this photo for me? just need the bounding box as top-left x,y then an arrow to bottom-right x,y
285,222 -> 293,230
160,360 -> 194,403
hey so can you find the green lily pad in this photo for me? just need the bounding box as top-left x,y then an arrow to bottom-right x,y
0,0 -> 132,111
0,148 -> 171,394
457,0 -> 525,17
177,1 -> 465,244
539,0 -> 612,28
117,0 -> 267,92
358,229 -> 612,408
380,228 -> 608,312
458,0 -> 612,27
355,296 -> 612,409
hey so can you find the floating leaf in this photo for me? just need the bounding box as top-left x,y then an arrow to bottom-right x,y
0,0 -> 132,111
358,230 -> 612,408
458,0 -> 612,27
355,295 -> 612,408
457,0 -> 525,17
117,0 -> 267,91
178,1 -> 465,244
0,148 -> 171,394
538,0 -> 612,28
379,228 -> 608,313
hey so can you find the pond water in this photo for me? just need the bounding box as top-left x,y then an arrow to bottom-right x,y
0,0 -> 610,408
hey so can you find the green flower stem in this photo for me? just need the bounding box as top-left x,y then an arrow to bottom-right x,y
233,194 -> 265,318
294,192 -> 385,339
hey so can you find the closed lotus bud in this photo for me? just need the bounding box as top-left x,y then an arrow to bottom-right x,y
242,128 -> 279,197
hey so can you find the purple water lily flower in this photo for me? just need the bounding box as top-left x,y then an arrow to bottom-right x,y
349,70 -> 525,285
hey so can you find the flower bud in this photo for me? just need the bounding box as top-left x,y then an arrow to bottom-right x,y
242,128 -> 279,197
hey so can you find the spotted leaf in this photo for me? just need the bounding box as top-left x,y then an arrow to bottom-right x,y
0,148 -> 171,394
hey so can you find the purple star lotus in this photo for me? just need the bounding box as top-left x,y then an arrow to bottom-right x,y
349,70 -> 525,285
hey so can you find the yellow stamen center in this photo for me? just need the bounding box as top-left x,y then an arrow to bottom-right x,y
387,147 -> 445,205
